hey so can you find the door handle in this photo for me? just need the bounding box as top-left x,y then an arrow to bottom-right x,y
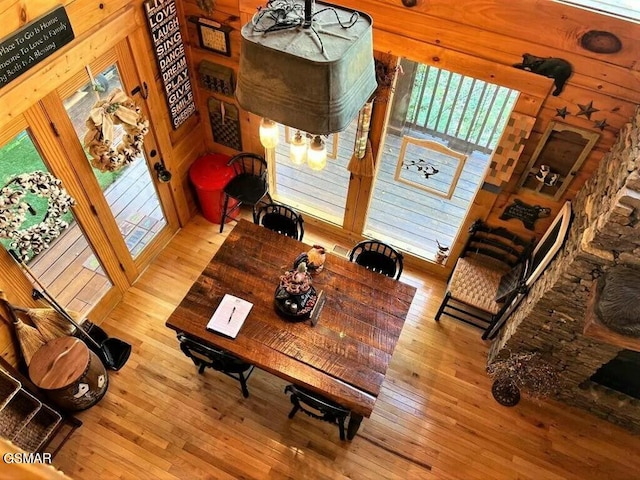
131,82 -> 149,99
154,161 -> 172,183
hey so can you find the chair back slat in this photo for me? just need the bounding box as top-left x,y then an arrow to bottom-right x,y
469,220 -> 530,248
178,334 -> 250,373
177,333 -> 254,397
349,240 -> 404,280
461,220 -> 533,268
285,384 -> 350,440
228,152 -> 268,180
255,203 -> 304,241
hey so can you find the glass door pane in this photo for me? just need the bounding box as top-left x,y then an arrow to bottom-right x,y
365,60 -> 519,261
0,130 -> 113,314
271,119 -> 357,226
62,64 -> 167,259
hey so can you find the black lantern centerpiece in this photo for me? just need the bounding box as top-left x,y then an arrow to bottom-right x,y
275,262 -> 318,321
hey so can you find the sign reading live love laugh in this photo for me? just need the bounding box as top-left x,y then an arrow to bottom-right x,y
144,0 -> 196,130
0,7 -> 74,89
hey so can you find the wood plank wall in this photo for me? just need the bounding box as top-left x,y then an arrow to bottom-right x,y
0,0 -> 209,367
1,0 -> 639,368
230,0 -> 639,238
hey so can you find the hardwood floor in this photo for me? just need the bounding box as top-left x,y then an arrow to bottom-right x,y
53,215 -> 640,480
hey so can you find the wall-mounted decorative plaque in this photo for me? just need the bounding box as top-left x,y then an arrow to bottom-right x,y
208,98 -> 242,151
198,60 -> 234,96
196,18 -> 231,56
0,6 -> 74,88
144,0 -> 196,129
500,199 -> 551,231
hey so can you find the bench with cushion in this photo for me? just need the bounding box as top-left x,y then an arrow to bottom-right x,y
435,220 -> 534,339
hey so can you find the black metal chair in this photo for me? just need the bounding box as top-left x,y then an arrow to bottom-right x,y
349,240 -> 404,280
284,384 -> 351,441
177,333 -> 254,398
219,153 -> 271,233
254,202 -> 305,241
434,220 -> 534,338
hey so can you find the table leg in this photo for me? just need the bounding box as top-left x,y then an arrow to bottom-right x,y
346,413 -> 363,440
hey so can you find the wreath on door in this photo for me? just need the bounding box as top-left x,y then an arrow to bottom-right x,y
0,171 -> 76,261
84,88 -> 149,172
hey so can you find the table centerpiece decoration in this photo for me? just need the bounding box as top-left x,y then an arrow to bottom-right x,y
274,262 -> 318,321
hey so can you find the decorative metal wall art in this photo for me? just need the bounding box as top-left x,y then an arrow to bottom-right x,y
576,101 -> 599,120
594,119 -> 609,131
500,199 -> 551,231
557,102 -> 608,131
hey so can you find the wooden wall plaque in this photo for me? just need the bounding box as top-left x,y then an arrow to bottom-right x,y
144,0 -> 196,129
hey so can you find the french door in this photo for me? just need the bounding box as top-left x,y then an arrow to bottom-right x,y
43,44 -> 178,275
0,117 -> 118,317
0,41 -> 179,319
269,123 -> 356,226
266,58 -> 520,265
364,60 -> 520,262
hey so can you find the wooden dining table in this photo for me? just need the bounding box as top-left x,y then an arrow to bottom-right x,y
165,219 -> 416,439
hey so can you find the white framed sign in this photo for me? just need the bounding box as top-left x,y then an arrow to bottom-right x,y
394,136 -> 467,199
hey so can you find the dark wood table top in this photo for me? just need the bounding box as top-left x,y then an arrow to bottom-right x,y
165,220 -> 416,417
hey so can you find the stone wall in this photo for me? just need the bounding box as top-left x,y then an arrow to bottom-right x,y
489,107 -> 640,431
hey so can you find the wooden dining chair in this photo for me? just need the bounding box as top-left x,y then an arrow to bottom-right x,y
219,153 -> 271,233
177,333 -> 254,398
254,202 -> 305,241
349,240 -> 404,280
284,384 -> 351,440
434,220 -> 533,337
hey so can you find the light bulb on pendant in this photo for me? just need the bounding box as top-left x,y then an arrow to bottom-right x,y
290,130 -> 307,165
307,135 -> 327,171
259,118 -> 279,149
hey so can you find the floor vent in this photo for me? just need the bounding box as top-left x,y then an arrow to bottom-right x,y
333,245 -> 350,258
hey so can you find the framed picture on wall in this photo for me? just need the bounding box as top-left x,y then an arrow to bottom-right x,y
196,18 -> 231,56
394,136 -> 467,199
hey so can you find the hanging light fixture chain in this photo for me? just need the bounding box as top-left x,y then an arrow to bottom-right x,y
312,7 -> 359,29
251,0 -> 359,38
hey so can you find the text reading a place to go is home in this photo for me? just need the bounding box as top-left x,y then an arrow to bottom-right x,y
0,6 -> 74,88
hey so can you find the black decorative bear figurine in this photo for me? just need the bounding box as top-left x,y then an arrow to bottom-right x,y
513,53 -> 573,96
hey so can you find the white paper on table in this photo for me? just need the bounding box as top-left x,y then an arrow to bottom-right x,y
206,294 -> 253,338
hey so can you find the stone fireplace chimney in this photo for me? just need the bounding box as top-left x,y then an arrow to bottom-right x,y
489,107 -> 640,432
